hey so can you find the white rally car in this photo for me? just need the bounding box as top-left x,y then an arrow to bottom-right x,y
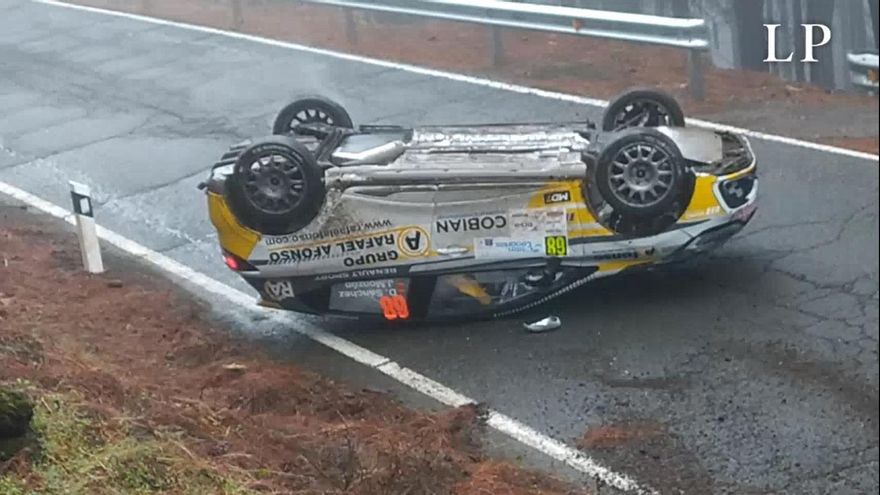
202,89 -> 757,321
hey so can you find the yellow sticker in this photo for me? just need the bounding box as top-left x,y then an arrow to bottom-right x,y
544,235 -> 568,257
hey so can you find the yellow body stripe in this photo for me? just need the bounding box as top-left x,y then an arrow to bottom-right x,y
207,192 -> 260,260
681,175 -> 722,221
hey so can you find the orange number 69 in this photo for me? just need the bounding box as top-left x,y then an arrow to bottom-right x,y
379,294 -> 410,320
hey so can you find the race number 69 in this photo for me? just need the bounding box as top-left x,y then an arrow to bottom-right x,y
379,294 -> 410,320
544,236 -> 567,257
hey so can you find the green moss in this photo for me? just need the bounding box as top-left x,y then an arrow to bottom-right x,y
0,476 -> 26,495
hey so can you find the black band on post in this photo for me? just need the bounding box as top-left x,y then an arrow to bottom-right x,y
71,191 -> 93,218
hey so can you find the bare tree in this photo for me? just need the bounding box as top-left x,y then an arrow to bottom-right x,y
870,0 -> 879,50
736,0 -> 766,71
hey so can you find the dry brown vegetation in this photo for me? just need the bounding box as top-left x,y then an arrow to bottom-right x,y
0,204 -> 584,494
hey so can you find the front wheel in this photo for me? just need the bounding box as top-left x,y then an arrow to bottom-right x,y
594,128 -> 688,219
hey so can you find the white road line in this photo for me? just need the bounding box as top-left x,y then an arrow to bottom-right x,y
35,0 -> 880,162
0,179 -> 655,494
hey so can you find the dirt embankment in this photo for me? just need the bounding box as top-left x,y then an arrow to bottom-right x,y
68,0 -> 879,155
0,203 -> 583,494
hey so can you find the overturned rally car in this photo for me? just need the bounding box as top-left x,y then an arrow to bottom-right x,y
202,89 -> 757,321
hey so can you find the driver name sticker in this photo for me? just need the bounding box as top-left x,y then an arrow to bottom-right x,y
329,278 -> 410,315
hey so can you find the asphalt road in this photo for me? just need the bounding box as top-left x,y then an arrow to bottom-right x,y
1,1 -> 878,493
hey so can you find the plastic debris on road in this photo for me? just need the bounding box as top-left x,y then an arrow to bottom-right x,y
523,315 -> 561,333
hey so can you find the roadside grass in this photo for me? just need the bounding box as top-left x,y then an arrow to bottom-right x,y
1,386 -> 255,495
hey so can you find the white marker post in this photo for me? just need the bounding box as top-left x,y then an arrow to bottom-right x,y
69,181 -> 104,274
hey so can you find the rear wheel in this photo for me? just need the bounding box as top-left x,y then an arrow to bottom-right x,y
594,128 -> 688,219
272,95 -> 353,135
226,136 -> 325,235
601,88 -> 685,132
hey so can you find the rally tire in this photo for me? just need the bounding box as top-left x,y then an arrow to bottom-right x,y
601,88 -> 685,132
594,128 -> 688,218
226,136 -> 325,235
273,95 -> 353,135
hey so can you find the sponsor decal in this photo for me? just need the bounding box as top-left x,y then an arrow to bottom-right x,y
474,235 -> 570,259
397,226 -> 430,257
474,237 -> 544,259
510,212 -> 539,234
543,190 -> 571,205
264,279 -> 295,301
269,244 -> 333,264
263,219 -> 393,246
588,248 -> 640,261
510,208 -> 568,237
475,208 -> 571,259
336,233 -> 396,253
435,213 -> 507,233
314,267 -> 401,282
268,232 -> 396,265
344,250 -> 399,267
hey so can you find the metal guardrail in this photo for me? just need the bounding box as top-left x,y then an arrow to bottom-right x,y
847,52 -> 879,94
297,0 -> 710,100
